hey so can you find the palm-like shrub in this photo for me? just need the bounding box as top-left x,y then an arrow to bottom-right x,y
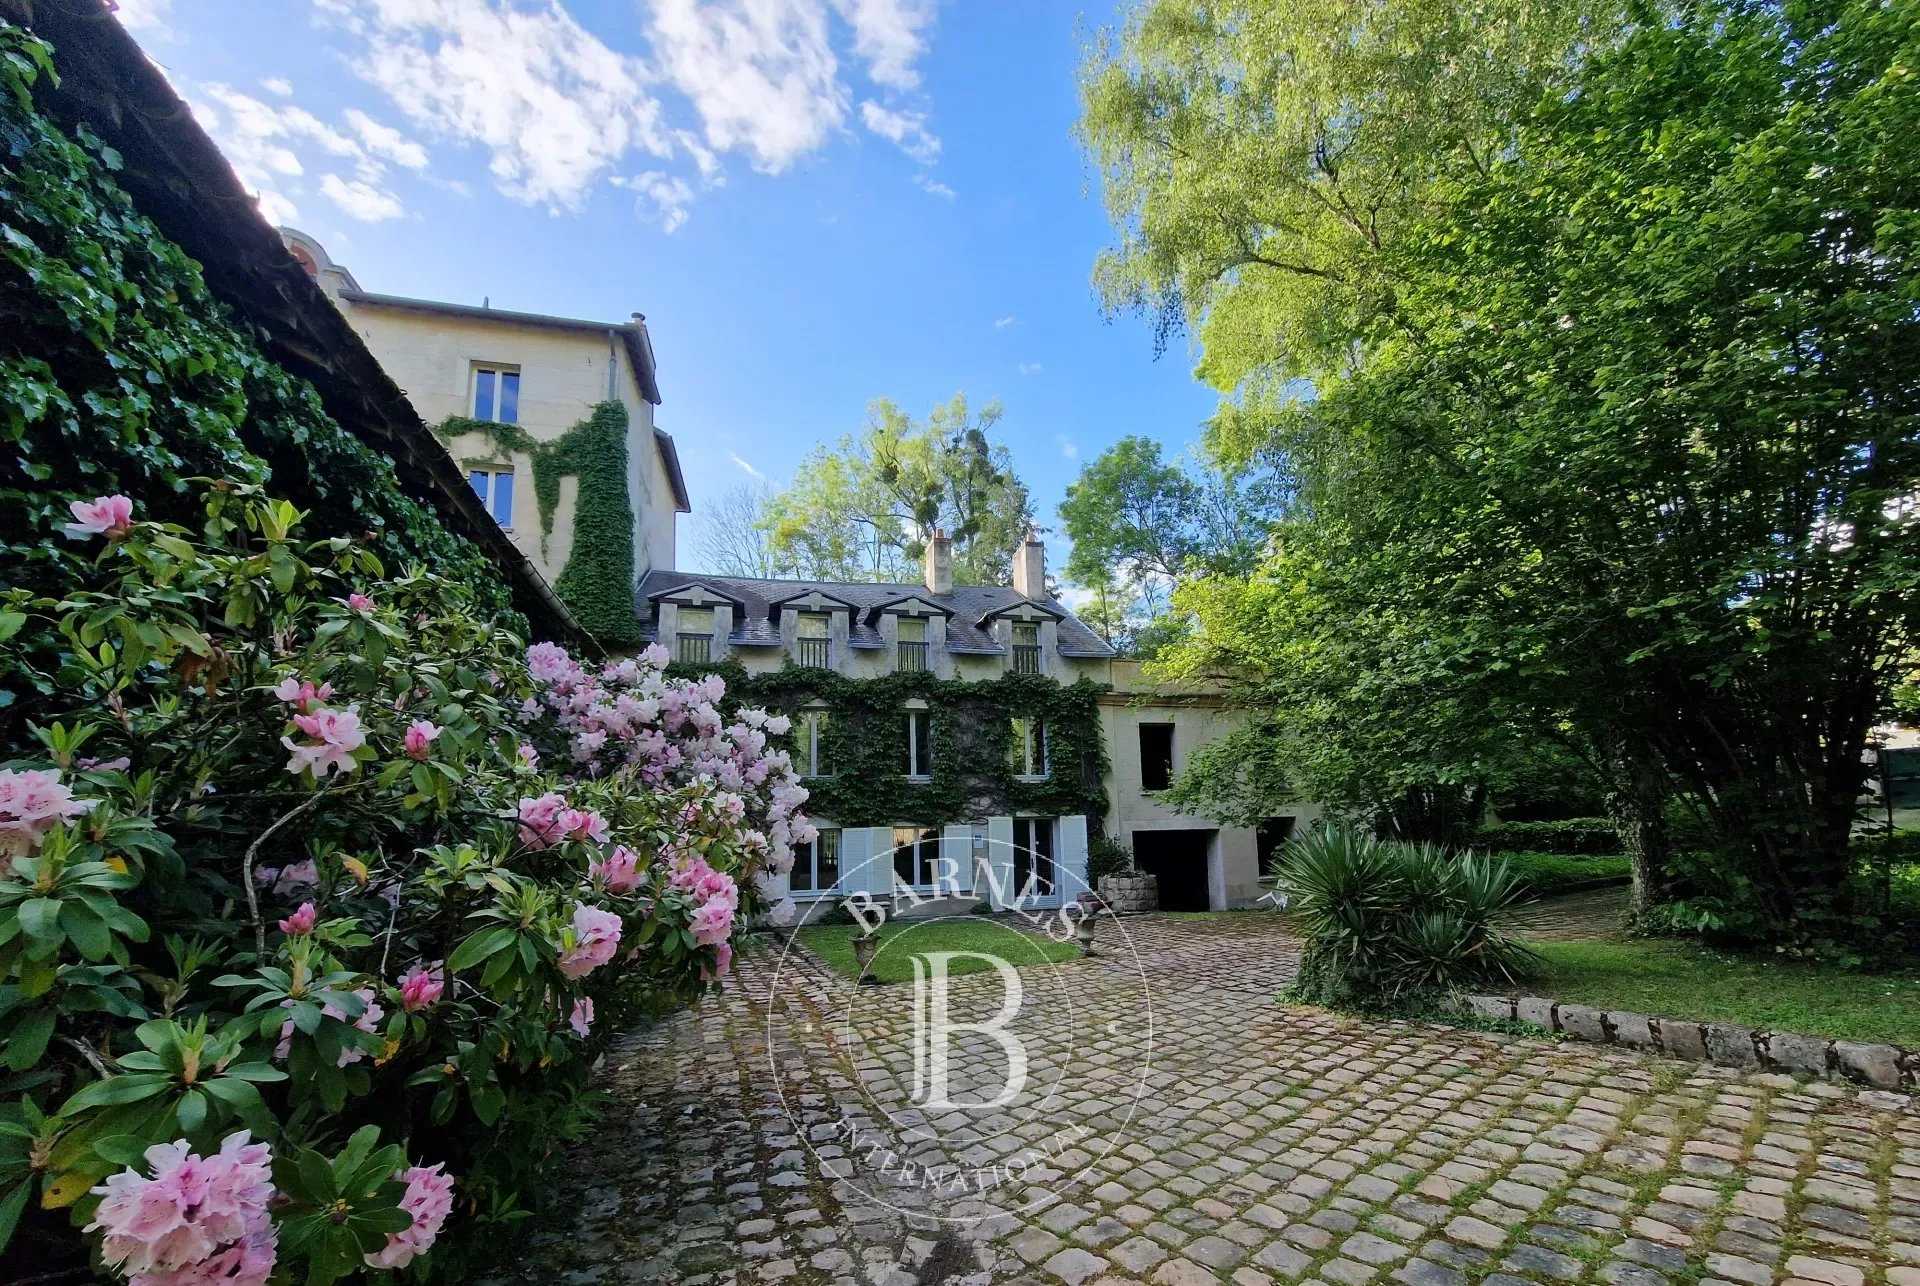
1278,827 -> 1539,1008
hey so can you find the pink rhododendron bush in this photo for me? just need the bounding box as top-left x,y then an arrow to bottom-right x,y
0,487 -> 807,1280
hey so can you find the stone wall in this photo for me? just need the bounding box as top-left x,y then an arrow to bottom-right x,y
1098,872 -> 1159,914
1462,993 -> 1916,1091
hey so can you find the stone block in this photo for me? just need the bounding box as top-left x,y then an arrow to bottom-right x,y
1834,1041 -> 1902,1089
1609,1012 -> 1655,1049
1514,997 -> 1557,1030
1465,995 -> 1515,1022
1659,1020 -> 1707,1061
1762,1031 -> 1830,1078
1704,1024 -> 1760,1068
1558,1005 -> 1607,1043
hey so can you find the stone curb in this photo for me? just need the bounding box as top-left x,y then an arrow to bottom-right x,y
1458,993 -> 1917,1091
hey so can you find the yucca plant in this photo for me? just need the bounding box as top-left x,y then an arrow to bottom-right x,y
1276,826 -> 1540,1008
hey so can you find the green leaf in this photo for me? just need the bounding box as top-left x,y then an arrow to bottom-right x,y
174,1087 -> 206,1133
59,900 -> 112,961
17,898 -> 62,944
446,926 -> 514,972
4,1010 -> 54,1072
0,1178 -> 31,1257
58,1073 -> 172,1114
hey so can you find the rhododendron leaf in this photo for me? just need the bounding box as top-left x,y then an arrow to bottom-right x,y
114,1052 -> 164,1071
0,1177 -> 30,1252
446,926 -> 513,972
89,1135 -> 148,1167
38,1169 -> 89,1209
58,1073 -> 168,1113
174,1086 -> 206,1132
57,901 -> 110,960
471,1084 -> 504,1124
16,898 -> 60,944
289,1001 -> 323,1035
219,1061 -> 287,1083
4,1011 -> 53,1071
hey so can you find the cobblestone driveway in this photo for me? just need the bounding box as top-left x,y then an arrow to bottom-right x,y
492,910 -> 1920,1286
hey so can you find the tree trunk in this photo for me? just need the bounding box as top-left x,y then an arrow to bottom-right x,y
1604,746 -> 1670,923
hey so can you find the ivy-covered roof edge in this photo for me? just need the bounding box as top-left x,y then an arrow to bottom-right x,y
2,0 -> 584,645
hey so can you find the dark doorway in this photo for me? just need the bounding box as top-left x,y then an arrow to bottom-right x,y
1132,829 -> 1215,911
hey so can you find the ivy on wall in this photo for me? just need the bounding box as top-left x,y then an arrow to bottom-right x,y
0,24 -> 520,732
668,660 -> 1111,827
437,403 -> 641,645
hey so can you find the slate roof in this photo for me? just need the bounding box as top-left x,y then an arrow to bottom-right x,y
635,572 -> 1117,658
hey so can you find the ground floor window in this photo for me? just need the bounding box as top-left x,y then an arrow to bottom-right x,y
790,828 -> 841,895
1255,817 -> 1297,872
892,825 -> 940,888
1012,817 -> 1054,898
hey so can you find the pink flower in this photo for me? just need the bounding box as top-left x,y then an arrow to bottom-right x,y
345,592 -> 375,612
703,942 -> 733,981
526,641 -> 575,684
398,963 -> 443,1012
364,1163 -> 455,1271
590,845 -> 643,894
272,988 -> 383,1067
516,742 -> 539,767
559,808 -> 609,845
569,997 -> 595,1038
402,720 -> 441,761
0,767 -> 95,857
271,677 -> 333,713
87,1132 -> 276,1284
689,898 -> 734,948
515,793 -> 568,848
277,902 -> 316,937
280,706 -> 366,779
62,493 -> 135,540
556,904 -> 622,980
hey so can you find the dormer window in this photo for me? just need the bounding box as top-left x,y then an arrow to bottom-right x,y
471,364 -> 520,424
796,612 -> 831,668
1011,621 -> 1041,675
677,606 -> 713,663
897,616 -> 928,672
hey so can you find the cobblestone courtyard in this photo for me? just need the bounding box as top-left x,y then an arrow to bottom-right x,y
493,905 -> 1920,1286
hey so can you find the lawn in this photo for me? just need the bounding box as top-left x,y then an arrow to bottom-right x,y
1531,939 -> 1920,1047
795,916 -> 1081,985
1493,851 -> 1630,897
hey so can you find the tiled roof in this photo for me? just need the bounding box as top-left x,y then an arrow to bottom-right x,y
635,572 -> 1117,658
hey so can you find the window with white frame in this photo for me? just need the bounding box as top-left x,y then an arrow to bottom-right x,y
470,364 -> 521,424
790,828 -> 841,895
798,707 -> 831,778
1011,716 -> 1048,778
677,606 -> 713,663
902,709 -> 931,778
891,825 -> 939,888
467,468 -> 515,528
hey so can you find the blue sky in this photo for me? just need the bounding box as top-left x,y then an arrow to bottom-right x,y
119,0 -> 1215,584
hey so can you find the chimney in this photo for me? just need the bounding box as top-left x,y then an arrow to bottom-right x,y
924,528 -> 953,595
1012,530 -> 1046,599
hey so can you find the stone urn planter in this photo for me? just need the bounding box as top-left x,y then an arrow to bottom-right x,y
1097,871 -> 1159,914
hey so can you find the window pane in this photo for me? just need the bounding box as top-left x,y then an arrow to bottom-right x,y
498,371 -> 520,424
898,617 -> 926,642
473,368 -> 495,421
468,470 -> 489,502
1034,720 -> 1047,772
1013,622 -> 1039,646
791,840 -> 815,892
491,469 -> 514,525
817,830 -> 839,889
1140,724 -> 1174,791
797,612 -> 829,638
679,607 -> 712,634
893,827 -> 917,884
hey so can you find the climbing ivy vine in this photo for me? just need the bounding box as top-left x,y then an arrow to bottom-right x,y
438,402 -> 641,645
668,660 -> 1111,827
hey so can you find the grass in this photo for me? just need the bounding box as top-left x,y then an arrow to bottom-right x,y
794,916 -> 1080,985
1531,938 -> 1920,1046
1492,850 -> 1631,897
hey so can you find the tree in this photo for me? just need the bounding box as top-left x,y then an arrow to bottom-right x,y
1106,0 -> 1920,939
764,394 -> 1035,584
692,484 -> 792,579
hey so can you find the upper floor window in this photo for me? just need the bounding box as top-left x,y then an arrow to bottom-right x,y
798,708 -> 831,778
903,709 -> 932,778
796,612 -> 831,668
1011,621 -> 1042,674
892,825 -> 940,888
471,364 -> 521,424
897,616 -> 929,673
1139,722 -> 1175,792
790,828 -> 841,895
468,468 -> 515,529
677,606 -> 713,663
1011,717 -> 1048,778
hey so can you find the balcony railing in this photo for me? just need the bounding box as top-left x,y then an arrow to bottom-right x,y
796,636 -> 831,668
677,635 -> 711,664
1011,643 -> 1042,675
897,640 -> 929,673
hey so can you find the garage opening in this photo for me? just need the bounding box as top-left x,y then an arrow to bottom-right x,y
1132,829 -> 1216,911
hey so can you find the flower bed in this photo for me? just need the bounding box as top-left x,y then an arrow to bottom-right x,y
0,488 -> 809,1281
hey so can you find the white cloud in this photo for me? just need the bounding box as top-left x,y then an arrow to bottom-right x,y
321,174 -> 405,221
994,315 -> 1017,329
614,171 -> 695,234
113,0 -> 173,32
859,99 -> 938,164
833,0 -> 935,90
917,175 -> 955,200
261,77 -> 294,97
1055,434 -> 1078,459
255,189 -> 301,226
645,0 -> 845,175
1018,361 -> 1044,376
728,451 -> 767,480
344,109 -> 428,171
321,0 -> 670,209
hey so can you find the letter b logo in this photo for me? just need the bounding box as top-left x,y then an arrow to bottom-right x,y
909,951 -> 1029,1111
